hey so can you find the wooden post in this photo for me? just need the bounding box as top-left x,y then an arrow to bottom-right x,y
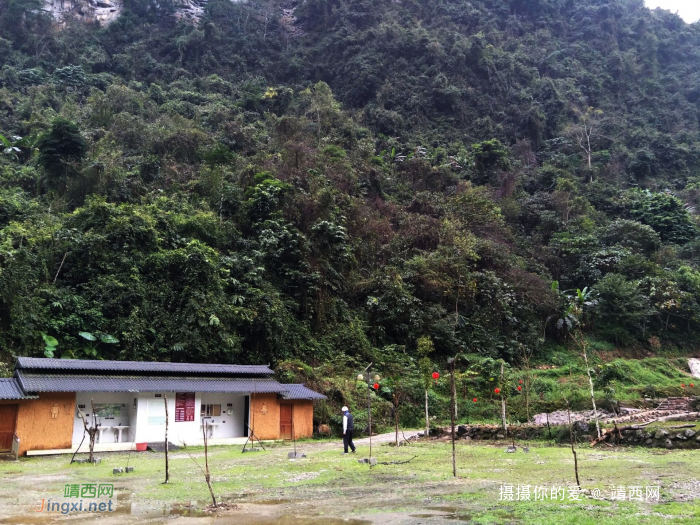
163,396 -> 170,484
500,361 -> 507,434
452,368 -> 458,423
450,358 -> 457,478
364,362 -> 373,461
393,394 -> 399,447
292,404 -> 297,457
368,372 -> 373,460
424,388 -> 430,437
393,391 -> 403,448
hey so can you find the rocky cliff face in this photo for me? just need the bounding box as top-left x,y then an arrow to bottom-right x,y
44,0 -> 124,25
43,0 -> 211,25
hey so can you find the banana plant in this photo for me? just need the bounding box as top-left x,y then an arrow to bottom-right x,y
546,282 -> 598,334
0,133 -> 21,158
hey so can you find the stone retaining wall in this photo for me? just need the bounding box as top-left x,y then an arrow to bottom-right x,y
443,422 -> 700,449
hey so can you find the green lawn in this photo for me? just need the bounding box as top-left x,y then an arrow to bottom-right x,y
1,439 -> 699,524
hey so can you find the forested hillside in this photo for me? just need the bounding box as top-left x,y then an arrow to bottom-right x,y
1,0 -> 700,375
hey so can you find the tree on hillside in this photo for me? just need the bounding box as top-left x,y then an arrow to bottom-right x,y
564,107 -> 608,182
627,190 -> 697,245
471,139 -> 510,184
592,274 -> 654,343
36,118 -> 87,189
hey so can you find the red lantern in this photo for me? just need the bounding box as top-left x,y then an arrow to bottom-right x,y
517,386 -> 522,391
373,382 -> 379,390
519,380 -> 523,384
472,398 -> 477,403
494,388 -> 500,394
432,372 -> 440,380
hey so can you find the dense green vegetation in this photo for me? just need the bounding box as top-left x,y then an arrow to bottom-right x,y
2,0 -> 700,412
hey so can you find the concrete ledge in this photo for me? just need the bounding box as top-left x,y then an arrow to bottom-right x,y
25,437 -> 279,456
27,442 -> 137,456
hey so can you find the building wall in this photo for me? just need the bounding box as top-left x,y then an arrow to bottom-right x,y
292,400 -> 314,439
133,392 -> 203,444
69,392 -> 249,446
249,396 -> 315,440
129,392 -> 248,444
0,393 -> 75,456
200,393 -> 246,438
1,390 -> 317,453
72,392 -> 132,446
249,393 -> 280,440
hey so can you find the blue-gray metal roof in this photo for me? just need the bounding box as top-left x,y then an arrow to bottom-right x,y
0,378 -> 37,400
15,357 -> 273,376
15,371 -> 288,394
280,384 -> 327,400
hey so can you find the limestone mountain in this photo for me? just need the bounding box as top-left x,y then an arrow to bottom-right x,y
0,0 -> 699,371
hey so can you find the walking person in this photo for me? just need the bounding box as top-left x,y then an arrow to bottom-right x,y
341,406 -> 356,454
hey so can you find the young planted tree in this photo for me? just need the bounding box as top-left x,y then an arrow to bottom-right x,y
468,357 -> 511,432
575,334 -> 601,438
550,283 -> 601,439
417,335 -> 435,436
77,400 -> 99,463
390,387 -> 404,448
568,288 -> 601,439
185,422 -> 217,507
563,395 -> 581,487
202,424 -> 216,506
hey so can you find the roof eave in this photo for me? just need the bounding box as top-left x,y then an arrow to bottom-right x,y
13,356 -> 274,376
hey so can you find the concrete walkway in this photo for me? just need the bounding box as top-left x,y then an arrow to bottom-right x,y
354,430 -> 421,445
286,430 -> 422,454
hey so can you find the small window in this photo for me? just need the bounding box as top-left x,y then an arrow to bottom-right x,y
201,404 -> 221,417
147,399 -> 166,425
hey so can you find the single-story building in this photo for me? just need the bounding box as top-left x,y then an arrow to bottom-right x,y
0,357 -> 325,457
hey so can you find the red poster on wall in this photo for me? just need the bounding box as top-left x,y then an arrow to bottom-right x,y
175,392 -> 195,422
185,392 -> 195,421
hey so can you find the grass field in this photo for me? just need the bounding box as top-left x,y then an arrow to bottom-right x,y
1,434 -> 700,524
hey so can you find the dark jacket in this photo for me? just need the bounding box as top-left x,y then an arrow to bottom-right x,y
344,412 -> 354,431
